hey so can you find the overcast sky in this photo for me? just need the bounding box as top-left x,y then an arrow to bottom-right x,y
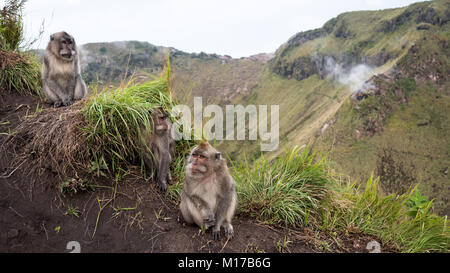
3,0 -> 423,57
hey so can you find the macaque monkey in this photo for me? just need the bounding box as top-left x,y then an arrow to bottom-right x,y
180,142 -> 238,240
140,107 -> 175,192
41,31 -> 87,107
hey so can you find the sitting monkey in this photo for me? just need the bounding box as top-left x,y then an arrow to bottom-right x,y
180,142 -> 238,240
41,31 -> 87,107
140,107 -> 175,192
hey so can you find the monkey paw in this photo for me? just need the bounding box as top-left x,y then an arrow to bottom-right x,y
203,215 -> 216,229
156,181 -> 168,192
212,230 -> 221,241
62,101 -> 73,107
224,226 -> 234,239
167,173 -> 174,185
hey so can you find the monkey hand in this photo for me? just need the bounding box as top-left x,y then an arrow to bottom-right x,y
203,213 -> 216,229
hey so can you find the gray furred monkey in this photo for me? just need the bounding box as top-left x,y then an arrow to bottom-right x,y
41,31 -> 87,107
140,107 -> 175,192
180,142 -> 238,240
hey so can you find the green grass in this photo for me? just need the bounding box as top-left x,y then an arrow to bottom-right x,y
232,145 -> 449,252
233,146 -> 332,227
322,175 -> 449,252
0,51 -> 42,96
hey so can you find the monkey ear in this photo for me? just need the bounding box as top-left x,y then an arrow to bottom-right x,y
215,152 -> 222,160
50,34 -> 55,41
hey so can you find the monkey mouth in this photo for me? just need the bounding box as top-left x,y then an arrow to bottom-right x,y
190,165 -> 207,174
60,50 -> 75,60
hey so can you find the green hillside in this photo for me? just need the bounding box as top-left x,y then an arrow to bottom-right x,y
314,26 -> 450,216
72,41 -> 266,106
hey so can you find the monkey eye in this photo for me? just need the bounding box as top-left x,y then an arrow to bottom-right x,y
199,155 -> 206,159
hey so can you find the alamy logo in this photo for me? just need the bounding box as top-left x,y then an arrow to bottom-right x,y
171,97 -> 280,152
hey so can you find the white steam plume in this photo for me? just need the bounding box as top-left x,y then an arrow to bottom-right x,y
324,56 -> 375,93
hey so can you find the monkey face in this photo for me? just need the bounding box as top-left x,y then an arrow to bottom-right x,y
50,32 -> 76,61
189,152 -> 208,174
187,143 -> 222,176
151,108 -> 170,135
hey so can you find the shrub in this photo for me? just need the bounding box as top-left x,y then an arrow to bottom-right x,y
0,0 -> 42,96
0,51 -> 42,96
0,0 -> 26,51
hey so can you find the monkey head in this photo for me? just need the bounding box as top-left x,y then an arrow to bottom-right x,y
150,107 -> 171,136
48,31 -> 77,61
186,142 -> 223,177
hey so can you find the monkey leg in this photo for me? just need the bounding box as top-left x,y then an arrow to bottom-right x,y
156,153 -> 170,192
43,83 -> 61,106
212,207 -> 227,240
181,193 -> 215,229
224,192 -> 237,239
213,191 -> 237,240
44,80 -> 72,107
180,194 -> 201,227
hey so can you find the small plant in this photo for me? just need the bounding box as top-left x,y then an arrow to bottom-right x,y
275,236 -> 292,253
89,156 -> 109,177
60,178 -> 93,195
65,205 -> 80,218
406,189 -> 432,218
154,208 -> 171,222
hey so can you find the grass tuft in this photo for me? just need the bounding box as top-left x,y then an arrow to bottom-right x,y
323,174 -> 449,252
82,67 -> 175,175
234,146 -> 332,227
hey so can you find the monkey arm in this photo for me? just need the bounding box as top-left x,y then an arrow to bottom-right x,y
186,193 -> 215,226
74,75 -> 87,100
215,182 -> 234,222
186,193 -> 212,213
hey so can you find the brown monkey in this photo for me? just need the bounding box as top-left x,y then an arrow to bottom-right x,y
140,107 -> 175,192
41,31 -> 87,107
180,142 -> 238,240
